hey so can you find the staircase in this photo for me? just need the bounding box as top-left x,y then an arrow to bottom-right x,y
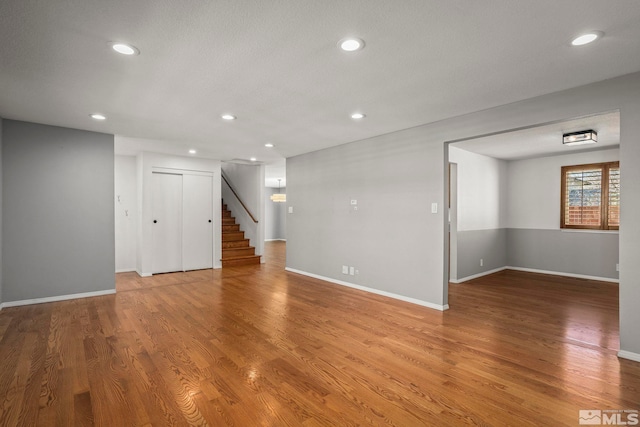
221,203 -> 261,267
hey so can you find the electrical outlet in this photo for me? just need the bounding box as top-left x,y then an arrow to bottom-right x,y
480,259 -> 484,267
342,265 -> 349,274
616,263 -> 619,271
349,267 -> 355,276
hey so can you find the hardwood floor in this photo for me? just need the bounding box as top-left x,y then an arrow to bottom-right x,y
1,241 -> 638,426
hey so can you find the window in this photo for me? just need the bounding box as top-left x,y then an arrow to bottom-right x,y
561,161 -> 619,230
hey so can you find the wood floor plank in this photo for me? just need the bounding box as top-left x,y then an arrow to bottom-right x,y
73,391 -> 94,427
1,241 -> 639,426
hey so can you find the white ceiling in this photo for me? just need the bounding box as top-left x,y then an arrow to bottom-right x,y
452,111 -> 620,160
1,1 -> 639,171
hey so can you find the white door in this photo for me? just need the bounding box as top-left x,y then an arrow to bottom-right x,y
152,172 -> 183,273
183,174 -> 213,270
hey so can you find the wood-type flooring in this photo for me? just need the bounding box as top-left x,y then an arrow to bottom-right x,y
1,241 -> 639,426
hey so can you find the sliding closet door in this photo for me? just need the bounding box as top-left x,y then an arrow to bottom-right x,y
182,174 -> 213,270
151,172 -> 183,273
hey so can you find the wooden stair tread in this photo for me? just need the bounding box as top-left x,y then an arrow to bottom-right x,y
221,200 -> 259,267
223,249 -> 255,258
221,255 -> 261,261
222,233 -> 245,242
222,239 -> 250,247
221,255 -> 261,267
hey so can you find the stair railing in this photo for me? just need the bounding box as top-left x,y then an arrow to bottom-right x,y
221,171 -> 259,223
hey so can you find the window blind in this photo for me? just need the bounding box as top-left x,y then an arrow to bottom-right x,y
561,162 -> 619,230
564,167 -> 602,227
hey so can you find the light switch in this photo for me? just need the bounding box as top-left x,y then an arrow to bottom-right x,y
431,203 -> 438,214
288,206 -> 293,214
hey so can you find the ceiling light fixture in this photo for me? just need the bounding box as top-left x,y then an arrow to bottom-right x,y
270,179 -> 286,203
571,31 -> 603,46
265,143 -> 274,148
250,157 -> 257,162
338,37 -> 365,52
90,113 -> 106,120
189,149 -> 197,154
221,114 -> 236,120
351,112 -> 366,119
563,130 -> 597,146
110,42 -> 140,55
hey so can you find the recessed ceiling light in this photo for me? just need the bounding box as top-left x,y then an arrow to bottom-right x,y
351,112 -> 366,119
250,157 -> 257,162
338,37 -> 365,52
110,42 -> 140,55
221,114 -> 236,121
571,31 -> 603,46
265,143 -> 274,148
189,149 -> 197,154
90,113 -> 106,120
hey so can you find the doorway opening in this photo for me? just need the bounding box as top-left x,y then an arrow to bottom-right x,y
446,110 -> 620,286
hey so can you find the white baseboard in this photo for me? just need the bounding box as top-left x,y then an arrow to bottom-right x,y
1,289 -> 116,309
451,266 -> 618,284
285,267 -> 449,311
618,350 -> 640,363
265,238 -> 287,242
506,266 -> 619,283
116,268 -> 137,273
450,267 -> 507,283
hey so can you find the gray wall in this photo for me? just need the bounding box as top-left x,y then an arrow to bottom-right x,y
265,187 -> 286,240
455,228 -> 619,281
456,229 -> 508,279
0,118 -> 2,305
287,135 -> 445,307
449,147 -> 508,281
287,72 -> 640,357
2,120 -> 115,302
507,229 -> 618,279
451,147 -> 619,281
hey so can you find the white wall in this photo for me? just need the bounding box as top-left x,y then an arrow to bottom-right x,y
507,148 -> 620,229
449,147 -> 508,280
137,152 -> 222,275
449,147 -> 508,231
114,155 -> 137,272
287,71 -> 640,358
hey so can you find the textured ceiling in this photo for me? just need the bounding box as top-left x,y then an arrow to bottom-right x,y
1,1 -> 640,168
452,111 -> 620,160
